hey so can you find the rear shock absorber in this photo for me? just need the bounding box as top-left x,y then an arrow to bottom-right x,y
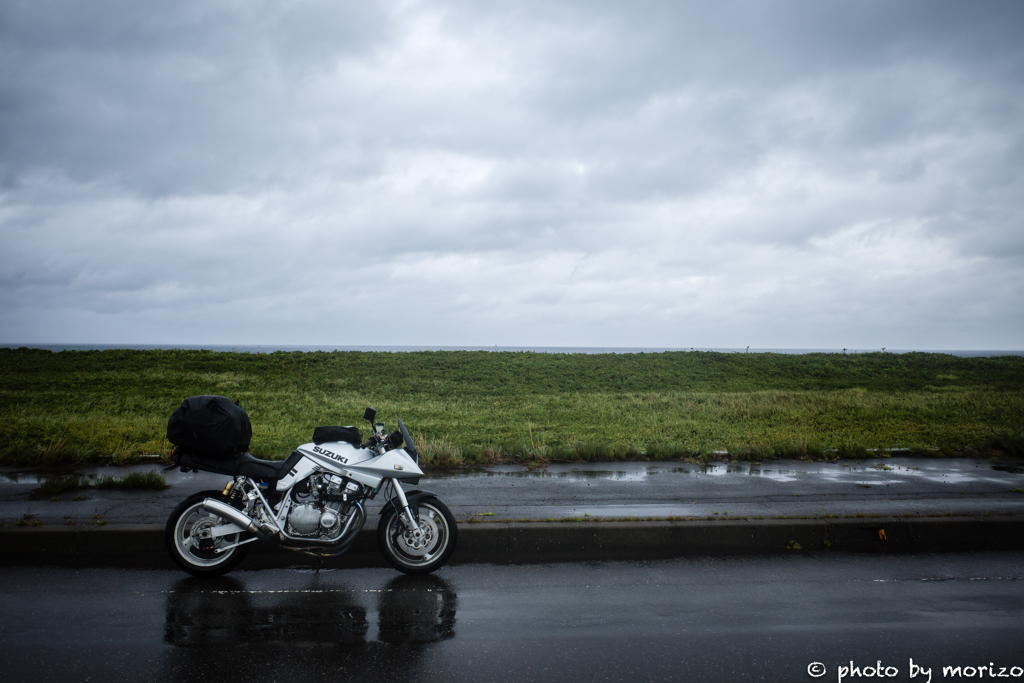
226,476 -> 247,508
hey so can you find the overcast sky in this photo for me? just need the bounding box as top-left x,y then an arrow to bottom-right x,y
1,0 -> 1022,349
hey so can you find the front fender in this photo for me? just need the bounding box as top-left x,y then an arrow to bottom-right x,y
379,489 -> 437,520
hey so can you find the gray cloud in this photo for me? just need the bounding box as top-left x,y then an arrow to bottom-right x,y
1,0 -> 1022,348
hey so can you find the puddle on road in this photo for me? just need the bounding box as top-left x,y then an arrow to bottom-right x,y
0,470 -> 99,485
916,472 -> 988,485
431,464 -> 807,483
0,472 -> 44,485
428,458 -> 1024,485
0,464 -> 219,487
433,468 -> 651,482
693,464 -> 799,482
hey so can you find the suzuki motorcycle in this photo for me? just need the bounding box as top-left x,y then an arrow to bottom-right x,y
164,407 -> 457,577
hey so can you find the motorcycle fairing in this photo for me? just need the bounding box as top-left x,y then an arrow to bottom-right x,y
291,441 -> 425,490
274,454 -> 321,492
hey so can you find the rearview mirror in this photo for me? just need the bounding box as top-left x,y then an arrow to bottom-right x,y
363,406 -> 377,422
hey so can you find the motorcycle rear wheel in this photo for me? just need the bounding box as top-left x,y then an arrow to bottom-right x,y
378,498 -> 457,575
165,491 -> 251,577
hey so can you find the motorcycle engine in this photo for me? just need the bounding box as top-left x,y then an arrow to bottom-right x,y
285,474 -> 356,538
288,504 -> 322,535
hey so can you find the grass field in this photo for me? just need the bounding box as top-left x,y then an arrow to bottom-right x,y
1,348 -> 1022,467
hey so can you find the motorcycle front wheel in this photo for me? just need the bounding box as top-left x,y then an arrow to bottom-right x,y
377,497 -> 458,575
165,491 -> 252,577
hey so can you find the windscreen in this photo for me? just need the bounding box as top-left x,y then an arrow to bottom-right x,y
397,418 -> 418,463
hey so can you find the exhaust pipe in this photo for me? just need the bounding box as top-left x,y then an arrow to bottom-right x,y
201,498 -> 365,555
202,498 -> 274,537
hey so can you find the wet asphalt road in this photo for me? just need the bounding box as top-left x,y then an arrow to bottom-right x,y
2,458 -> 1023,526
1,553 -> 1022,683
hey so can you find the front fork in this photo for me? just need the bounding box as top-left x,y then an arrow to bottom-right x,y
391,479 -> 422,533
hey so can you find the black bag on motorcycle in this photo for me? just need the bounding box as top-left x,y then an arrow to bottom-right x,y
166,395 -> 252,457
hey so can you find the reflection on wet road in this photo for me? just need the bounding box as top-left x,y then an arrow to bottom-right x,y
1,555 -> 1023,682
156,573 -> 458,683
165,574 -> 456,648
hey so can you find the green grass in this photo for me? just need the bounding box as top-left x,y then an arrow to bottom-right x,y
1,347 -> 1022,467
38,475 -> 90,496
93,471 -> 168,490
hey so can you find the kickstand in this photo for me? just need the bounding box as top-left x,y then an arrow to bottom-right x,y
315,558 -> 323,574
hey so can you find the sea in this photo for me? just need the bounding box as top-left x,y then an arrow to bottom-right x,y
2,344 -> 1021,357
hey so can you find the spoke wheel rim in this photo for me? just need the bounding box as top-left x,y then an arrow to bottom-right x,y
174,501 -> 239,568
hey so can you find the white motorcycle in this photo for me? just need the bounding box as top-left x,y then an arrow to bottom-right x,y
164,406 -> 457,577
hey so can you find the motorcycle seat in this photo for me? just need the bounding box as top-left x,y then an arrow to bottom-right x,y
235,450 -> 304,481
176,449 -> 304,483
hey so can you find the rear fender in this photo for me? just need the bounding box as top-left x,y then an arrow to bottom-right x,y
379,489 -> 437,520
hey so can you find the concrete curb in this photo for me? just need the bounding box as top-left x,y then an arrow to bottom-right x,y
1,517 -> 1022,569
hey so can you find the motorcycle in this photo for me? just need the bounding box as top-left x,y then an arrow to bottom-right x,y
163,406 -> 457,577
